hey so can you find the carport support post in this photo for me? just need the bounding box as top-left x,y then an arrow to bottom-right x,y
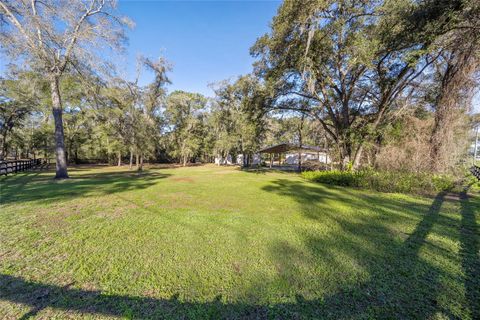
298,149 -> 302,172
270,153 -> 273,168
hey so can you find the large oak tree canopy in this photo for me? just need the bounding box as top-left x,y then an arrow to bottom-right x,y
251,0 -> 479,169
0,0 -> 132,178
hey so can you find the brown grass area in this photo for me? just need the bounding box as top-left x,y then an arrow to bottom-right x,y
171,177 -> 195,183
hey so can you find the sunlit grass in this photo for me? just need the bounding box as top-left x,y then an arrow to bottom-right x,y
0,165 -> 478,319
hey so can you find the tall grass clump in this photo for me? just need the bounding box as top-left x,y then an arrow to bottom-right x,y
302,170 -> 456,195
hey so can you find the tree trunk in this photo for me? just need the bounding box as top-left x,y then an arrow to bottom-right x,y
50,76 -> 69,179
336,137 -> 353,171
430,95 -> 452,172
117,151 -> 122,167
138,154 -> 143,171
298,150 -> 302,171
298,114 -> 304,171
129,150 -> 133,170
429,50 -> 477,172
352,143 -> 364,170
135,153 -> 139,170
0,134 -> 7,160
74,147 -> 79,164
474,125 -> 479,166
0,130 -> 6,160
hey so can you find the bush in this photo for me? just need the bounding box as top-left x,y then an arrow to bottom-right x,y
301,170 -> 456,195
302,170 -> 359,187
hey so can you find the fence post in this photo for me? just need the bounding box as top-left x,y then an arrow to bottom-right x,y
1,158 -> 45,176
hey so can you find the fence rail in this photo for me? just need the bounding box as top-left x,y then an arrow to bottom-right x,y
0,159 -> 44,176
471,165 -> 480,181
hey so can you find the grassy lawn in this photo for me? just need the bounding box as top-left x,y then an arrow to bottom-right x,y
0,165 -> 479,319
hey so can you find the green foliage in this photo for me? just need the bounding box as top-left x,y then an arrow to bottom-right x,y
302,169 -> 456,195
209,75 -> 269,160
302,170 -> 357,186
165,91 -> 207,165
0,73 -> 49,159
252,0 -> 478,169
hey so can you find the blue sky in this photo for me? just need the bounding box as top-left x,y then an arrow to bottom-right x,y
0,0 -> 478,112
118,0 -> 281,97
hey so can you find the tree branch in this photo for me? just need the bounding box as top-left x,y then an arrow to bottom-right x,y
0,1 -> 37,51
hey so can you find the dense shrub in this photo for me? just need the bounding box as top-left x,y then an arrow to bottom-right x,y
301,170 -> 456,195
302,170 -> 357,186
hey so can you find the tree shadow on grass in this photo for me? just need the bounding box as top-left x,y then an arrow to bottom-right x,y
0,169 -> 171,206
0,274 -> 262,320
0,190 -> 454,319
262,179 -> 466,318
0,177 -> 473,319
459,190 -> 480,319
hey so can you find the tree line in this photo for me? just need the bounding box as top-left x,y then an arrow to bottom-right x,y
1,0 -> 479,178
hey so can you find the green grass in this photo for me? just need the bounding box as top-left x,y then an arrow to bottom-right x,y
0,165 -> 479,319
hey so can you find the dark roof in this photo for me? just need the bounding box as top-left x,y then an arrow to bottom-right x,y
257,143 -> 325,154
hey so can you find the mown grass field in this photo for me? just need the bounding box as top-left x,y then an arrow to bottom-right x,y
0,165 -> 479,319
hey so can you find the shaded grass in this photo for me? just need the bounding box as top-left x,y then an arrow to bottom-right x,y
460,189 -> 480,319
0,165 -> 479,319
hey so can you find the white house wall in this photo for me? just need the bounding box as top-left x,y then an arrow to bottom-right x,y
285,152 -> 330,165
214,154 -> 233,165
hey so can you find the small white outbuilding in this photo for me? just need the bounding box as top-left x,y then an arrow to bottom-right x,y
214,154 -> 233,165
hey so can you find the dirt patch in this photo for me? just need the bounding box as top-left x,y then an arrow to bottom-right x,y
443,193 -> 461,202
34,210 -> 72,229
213,169 -> 238,174
171,177 -> 195,183
147,163 -> 205,169
232,261 -> 243,274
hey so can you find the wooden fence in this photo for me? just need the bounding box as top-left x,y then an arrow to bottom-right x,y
0,159 -> 43,176
471,165 -> 480,181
